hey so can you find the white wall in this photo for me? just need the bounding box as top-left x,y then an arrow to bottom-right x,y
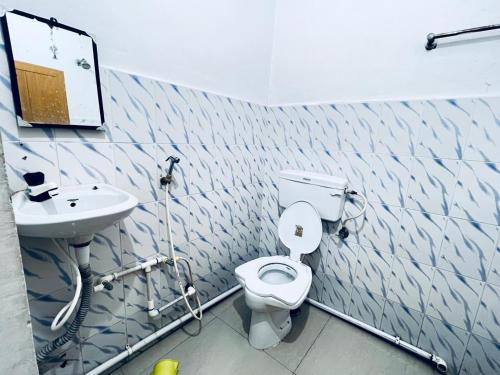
268,0 -> 500,105
2,0 -> 276,104
4,1 -> 500,106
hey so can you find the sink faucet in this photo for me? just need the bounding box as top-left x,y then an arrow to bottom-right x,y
23,172 -> 59,202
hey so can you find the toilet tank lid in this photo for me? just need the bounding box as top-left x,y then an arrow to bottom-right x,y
279,170 -> 348,189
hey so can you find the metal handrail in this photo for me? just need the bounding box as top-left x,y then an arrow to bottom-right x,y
426,23 -> 500,50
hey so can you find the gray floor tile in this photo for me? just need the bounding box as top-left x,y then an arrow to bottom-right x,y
265,304 -> 330,372
296,316 -> 437,375
166,318 -> 292,375
120,312 -> 217,375
217,292 -> 251,337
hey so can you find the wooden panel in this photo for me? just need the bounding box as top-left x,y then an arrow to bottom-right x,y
14,61 -> 70,125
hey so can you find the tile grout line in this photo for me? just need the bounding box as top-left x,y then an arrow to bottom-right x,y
214,316 -> 294,374
292,315 -> 331,374
122,314 -> 219,375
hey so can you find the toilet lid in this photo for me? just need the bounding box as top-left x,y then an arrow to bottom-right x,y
278,201 -> 322,261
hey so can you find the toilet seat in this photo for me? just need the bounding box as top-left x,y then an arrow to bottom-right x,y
278,201 -> 323,261
235,255 -> 312,308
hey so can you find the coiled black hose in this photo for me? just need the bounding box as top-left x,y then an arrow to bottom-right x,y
36,264 -> 93,363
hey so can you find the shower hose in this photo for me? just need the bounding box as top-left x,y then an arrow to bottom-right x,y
164,186 -> 203,321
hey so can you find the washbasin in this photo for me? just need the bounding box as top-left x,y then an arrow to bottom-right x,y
12,183 -> 138,239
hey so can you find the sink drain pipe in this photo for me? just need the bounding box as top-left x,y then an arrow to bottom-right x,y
37,240 -> 94,363
307,298 -> 448,373
86,285 -> 242,375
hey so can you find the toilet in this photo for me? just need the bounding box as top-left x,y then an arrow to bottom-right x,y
235,170 -> 348,349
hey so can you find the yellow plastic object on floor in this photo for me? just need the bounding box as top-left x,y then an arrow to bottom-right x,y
150,359 -> 179,375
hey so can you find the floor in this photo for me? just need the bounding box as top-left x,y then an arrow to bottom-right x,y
110,291 -> 438,375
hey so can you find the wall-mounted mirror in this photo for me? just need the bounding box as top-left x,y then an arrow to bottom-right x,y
1,10 -> 105,129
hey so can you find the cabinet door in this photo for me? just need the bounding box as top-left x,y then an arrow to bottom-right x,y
15,61 -> 70,125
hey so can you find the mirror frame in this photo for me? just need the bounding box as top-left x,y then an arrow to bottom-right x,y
0,9 -> 105,129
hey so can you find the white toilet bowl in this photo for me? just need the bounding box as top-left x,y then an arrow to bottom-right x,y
236,255 -> 312,349
235,201 -> 322,349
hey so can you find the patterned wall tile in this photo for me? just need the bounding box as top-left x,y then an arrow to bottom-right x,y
260,107 -> 288,147
231,100 -> 252,145
460,334 -> 500,375
336,151 -> 372,196
126,309 -> 160,347
154,82 -> 190,144
370,154 -> 411,206
464,97 -> 500,163
321,274 -> 353,314
376,101 -> 422,156
451,161 -> 500,225
190,235 -> 215,279
354,245 -> 393,297
81,321 -> 126,373
114,143 -> 158,203
213,188 -> 236,233
427,269 -> 483,331
473,283 -> 500,343
189,144 -> 217,193
80,277 -> 125,340
360,202 -> 402,253
324,240 -> 359,284
28,286 -> 78,350
308,273 -> 323,301
3,141 -> 60,192
213,228 -> 234,268
214,144 -> 235,189
339,103 -> 379,154
418,315 -> 469,374
396,209 -> 446,266
40,344 -> 84,375
109,71 -> 157,143
308,104 -> 343,152
20,238 -> 73,300
120,202 -> 160,264
90,224 -> 122,274
158,195 -> 190,250
189,192 -> 215,240
212,96 -> 237,146
387,256 -> 433,312
380,299 -> 424,346
417,99 -> 474,159
488,247 -> 500,287
278,106 -> 304,148
406,157 -> 460,215
57,142 -> 115,186
438,218 -> 499,281
188,90 -> 216,144
348,286 -> 385,328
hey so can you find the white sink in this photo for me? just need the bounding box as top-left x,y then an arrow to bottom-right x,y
12,183 -> 138,239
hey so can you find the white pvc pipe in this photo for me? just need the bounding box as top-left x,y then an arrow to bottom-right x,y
157,295 -> 185,313
86,285 -> 242,375
94,255 -> 169,293
306,298 -> 448,373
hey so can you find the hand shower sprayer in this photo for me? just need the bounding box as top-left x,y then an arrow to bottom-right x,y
161,156 -> 203,320
160,156 -> 180,186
